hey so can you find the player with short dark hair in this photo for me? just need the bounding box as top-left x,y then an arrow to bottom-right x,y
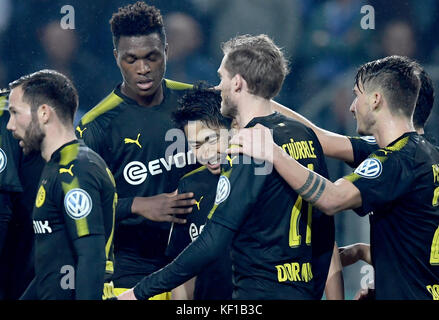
7,70 -> 115,300
118,34 -> 334,300
231,56 -> 439,299
76,2 -> 197,298
168,88 -> 233,300
271,59 -> 436,167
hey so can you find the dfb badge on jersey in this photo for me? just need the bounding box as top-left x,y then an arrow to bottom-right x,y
354,158 -> 382,179
64,188 -> 93,220
215,175 -> 231,205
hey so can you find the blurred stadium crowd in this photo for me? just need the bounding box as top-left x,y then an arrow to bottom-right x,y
0,0 -> 438,298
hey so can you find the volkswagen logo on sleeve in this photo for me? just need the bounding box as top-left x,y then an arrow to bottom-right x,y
0,148 -> 7,173
215,175 -> 231,205
354,158 -> 383,179
64,188 -> 93,220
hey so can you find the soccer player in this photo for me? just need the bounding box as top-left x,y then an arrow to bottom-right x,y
167,88 -> 233,300
75,2 -> 197,298
118,34 -> 335,300
0,90 -> 45,299
7,70 -> 116,300
229,56 -> 439,300
270,61 -> 435,166
271,59 -> 435,299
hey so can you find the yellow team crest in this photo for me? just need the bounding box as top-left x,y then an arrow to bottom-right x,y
36,185 -> 46,208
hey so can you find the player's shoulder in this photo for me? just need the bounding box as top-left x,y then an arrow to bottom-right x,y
56,141 -> 108,179
78,89 -> 125,129
164,79 -> 194,92
271,112 -> 318,137
355,133 -> 418,173
164,79 -> 194,99
180,165 -> 209,182
374,132 -> 420,163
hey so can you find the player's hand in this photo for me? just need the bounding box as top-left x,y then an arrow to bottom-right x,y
117,288 -> 138,300
132,190 -> 195,224
338,243 -> 371,267
227,124 -> 275,163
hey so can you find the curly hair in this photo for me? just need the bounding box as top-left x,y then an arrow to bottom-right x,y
110,1 -> 166,48
173,88 -> 231,131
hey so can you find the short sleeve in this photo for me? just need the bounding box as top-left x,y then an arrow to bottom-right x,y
344,151 -> 413,216
347,136 -> 379,168
209,155 -> 268,231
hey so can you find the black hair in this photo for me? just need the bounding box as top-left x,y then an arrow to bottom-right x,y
355,55 -> 420,119
173,88 -> 231,131
9,69 -> 78,124
414,69 -> 435,129
110,1 -> 166,49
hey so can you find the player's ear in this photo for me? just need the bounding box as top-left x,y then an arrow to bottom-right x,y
113,49 -> 118,62
371,91 -> 382,110
233,74 -> 244,93
164,43 -> 168,58
37,104 -> 51,124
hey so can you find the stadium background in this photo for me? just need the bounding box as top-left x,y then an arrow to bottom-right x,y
0,0 -> 438,299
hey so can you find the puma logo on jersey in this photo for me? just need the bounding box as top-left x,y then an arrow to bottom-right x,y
76,126 -> 87,138
124,133 -> 142,148
194,196 -> 204,210
226,155 -> 237,167
59,164 -> 74,176
33,220 -> 52,234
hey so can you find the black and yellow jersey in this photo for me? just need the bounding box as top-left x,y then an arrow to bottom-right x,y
167,166 -> 233,300
76,79 -> 197,287
344,132 -> 439,299
348,134 -> 438,168
209,112 -> 334,299
32,140 -> 116,299
347,136 -> 378,168
0,106 -> 45,299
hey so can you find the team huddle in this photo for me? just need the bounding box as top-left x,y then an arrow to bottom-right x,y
0,2 -> 438,300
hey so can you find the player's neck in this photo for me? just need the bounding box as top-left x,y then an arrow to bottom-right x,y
41,125 -> 77,162
374,116 -> 415,148
121,82 -> 164,107
236,96 -> 273,128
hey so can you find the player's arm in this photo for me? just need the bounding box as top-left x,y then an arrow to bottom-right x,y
59,161 -> 110,300
130,191 -> 195,224
119,156 -> 265,300
324,242 -> 345,300
118,220 -> 235,300
171,277 -> 196,300
271,100 -> 354,162
229,124 -> 361,216
72,234 -> 106,300
339,243 -> 371,267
